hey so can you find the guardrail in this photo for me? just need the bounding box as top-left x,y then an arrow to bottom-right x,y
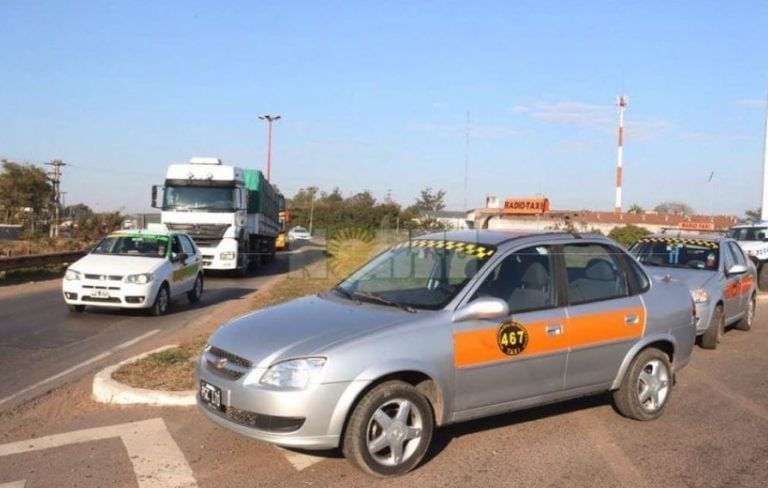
0,250 -> 87,272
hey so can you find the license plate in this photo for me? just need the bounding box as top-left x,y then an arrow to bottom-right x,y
91,289 -> 109,298
200,380 -> 222,409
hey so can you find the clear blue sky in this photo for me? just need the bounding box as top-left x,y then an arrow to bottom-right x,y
1,0 -> 766,215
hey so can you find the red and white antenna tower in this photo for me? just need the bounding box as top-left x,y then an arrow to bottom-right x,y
615,95 -> 628,213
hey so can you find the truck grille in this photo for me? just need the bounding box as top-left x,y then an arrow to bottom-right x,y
165,223 -> 228,247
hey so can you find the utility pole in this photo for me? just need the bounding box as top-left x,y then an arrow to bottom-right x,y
46,159 -> 65,238
760,93 -> 768,220
615,95 -> 628,214
258,114 -> 281,181
464,111 -> 470,213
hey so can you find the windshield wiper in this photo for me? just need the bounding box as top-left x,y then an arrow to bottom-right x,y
332,286 -> 360,304
352,291 -> 416,313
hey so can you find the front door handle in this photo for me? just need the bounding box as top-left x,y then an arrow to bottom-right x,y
546,324 -> 563,336
625,314 -> 640,325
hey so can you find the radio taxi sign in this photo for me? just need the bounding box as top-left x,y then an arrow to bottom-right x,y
502,198 -> 550,215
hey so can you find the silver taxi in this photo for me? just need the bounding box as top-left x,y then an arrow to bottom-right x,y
197,231 -> 696,476
629,234 -> 756,349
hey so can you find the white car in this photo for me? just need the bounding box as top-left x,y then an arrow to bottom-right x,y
62,228 -> 204,315
288,226 -> 312,241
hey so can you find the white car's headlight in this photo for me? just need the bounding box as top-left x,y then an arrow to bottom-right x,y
125,273 -> 154,284
220,251 -> 236,260
690,288 -> 709,303
260,358 -> 326,389
64,269 -> 82,281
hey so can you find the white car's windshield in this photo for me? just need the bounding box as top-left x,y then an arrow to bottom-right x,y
92,235 -> 170,258
727,227 -> 768,241
336,239 -> 496,310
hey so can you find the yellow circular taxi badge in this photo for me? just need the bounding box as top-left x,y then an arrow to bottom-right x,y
497,321 -> 529,356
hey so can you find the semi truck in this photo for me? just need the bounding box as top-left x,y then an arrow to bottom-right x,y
152,157 -> 283,275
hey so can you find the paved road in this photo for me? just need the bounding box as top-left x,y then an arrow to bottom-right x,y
0,243 -> 324,411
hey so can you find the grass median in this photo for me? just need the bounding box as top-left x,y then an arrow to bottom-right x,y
111,245 -> 373,391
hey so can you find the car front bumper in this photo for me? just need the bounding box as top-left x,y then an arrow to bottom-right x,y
62,278 -> 160,309
197,359 -> 368,450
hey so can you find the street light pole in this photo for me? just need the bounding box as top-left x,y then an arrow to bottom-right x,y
258,114 -> 281,181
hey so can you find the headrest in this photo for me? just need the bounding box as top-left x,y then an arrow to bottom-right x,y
521,262 -> 548,287
585,259 -> 616,282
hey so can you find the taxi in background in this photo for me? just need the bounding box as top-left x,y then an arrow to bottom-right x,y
198,230 -> 696,476
63,225 -> 203,315
629,234 -> 755,349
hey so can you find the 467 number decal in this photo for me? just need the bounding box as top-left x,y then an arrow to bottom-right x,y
497,321 -> 529,356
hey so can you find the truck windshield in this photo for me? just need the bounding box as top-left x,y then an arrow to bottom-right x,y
727,227 -> 768,241
163,186 -> 235,211
335,239 -> 496,310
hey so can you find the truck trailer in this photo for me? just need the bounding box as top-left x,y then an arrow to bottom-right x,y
152,157 -> 283,275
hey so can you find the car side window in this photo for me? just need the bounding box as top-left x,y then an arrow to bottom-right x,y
727,242 -> 746,267
180,235 -> 195,255
171,236 -> 183,256
564,243 -> 628,305
473,245 -> 555,313
722,244 -> 735,271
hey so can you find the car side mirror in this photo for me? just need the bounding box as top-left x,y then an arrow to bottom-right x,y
452,297 -> 509,323
727,264 -> 747,275
172,252 -> 187,264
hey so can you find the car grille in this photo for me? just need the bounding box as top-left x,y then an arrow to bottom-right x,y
84,274 -> 124,281
203,346 -> 253,381
204,404 -> 305,433
82,285 -> 121,291
82,296 -> 122,303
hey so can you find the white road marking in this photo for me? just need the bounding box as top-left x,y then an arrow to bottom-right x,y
277,448 -> 325,471
0,329 -> 160,407
0,481 -> 26,488
113,329 -> 160,350
0,418 -> 196,488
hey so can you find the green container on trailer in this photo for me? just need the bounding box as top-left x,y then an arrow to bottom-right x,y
243,169 -> 280,218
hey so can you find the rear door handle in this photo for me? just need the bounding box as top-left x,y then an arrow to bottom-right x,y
625,314 -> 640,325
546,324 -> 563,336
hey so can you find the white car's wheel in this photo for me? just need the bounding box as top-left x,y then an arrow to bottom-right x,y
187,274 -> 203,303
150,285 -> 170,316
613,347 -> 672,421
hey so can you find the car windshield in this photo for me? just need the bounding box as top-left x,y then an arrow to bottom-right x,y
727,227 -> 768,241
629,238 -> 719,271
91,235 -> 170,258
162,185 -> 235,211
335,239 -> 496,310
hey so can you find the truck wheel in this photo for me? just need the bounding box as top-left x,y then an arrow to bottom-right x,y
701,305 -> 724,349
150,285 -> 170,316
759,263 -> 768,291
735,295 -> 755,331
68,304 -> 85,313
187,274 -> 203,303
343,381 -> 434,477
612,347 -> 672,421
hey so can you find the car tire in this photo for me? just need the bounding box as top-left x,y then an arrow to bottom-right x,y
150,284 -> 170,316
68,304 -> 85,313
342,381 -> 434,477
758,263 -> 768,291
701,304 -> 724,349
735,295 -> 755,331
613,347 -> 673,421
187,274 -> 203,303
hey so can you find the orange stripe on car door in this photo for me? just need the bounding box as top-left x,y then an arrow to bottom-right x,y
453,307 -> 644,368
565,307 -> 645,349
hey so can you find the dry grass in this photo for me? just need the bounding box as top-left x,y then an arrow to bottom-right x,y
112,257 -> 351,391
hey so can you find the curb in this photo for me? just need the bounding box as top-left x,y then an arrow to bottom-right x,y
92,345 -> 196,406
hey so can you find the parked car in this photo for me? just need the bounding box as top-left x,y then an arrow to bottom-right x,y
197,230 -> 696,476
727,222 -> 768,290
287,226 -> 312,241
62,227 -> 203,315
629,234 -> 756,349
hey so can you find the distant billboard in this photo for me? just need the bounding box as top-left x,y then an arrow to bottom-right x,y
502,198 -> 550,215
679,221 -> 715,231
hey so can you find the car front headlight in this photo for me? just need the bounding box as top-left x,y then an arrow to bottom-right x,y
125,273 -> 154,284
690,288 -> 709,303
259,358 -> 326,389
220,251 -> 236,260
65,269 -> 82,281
